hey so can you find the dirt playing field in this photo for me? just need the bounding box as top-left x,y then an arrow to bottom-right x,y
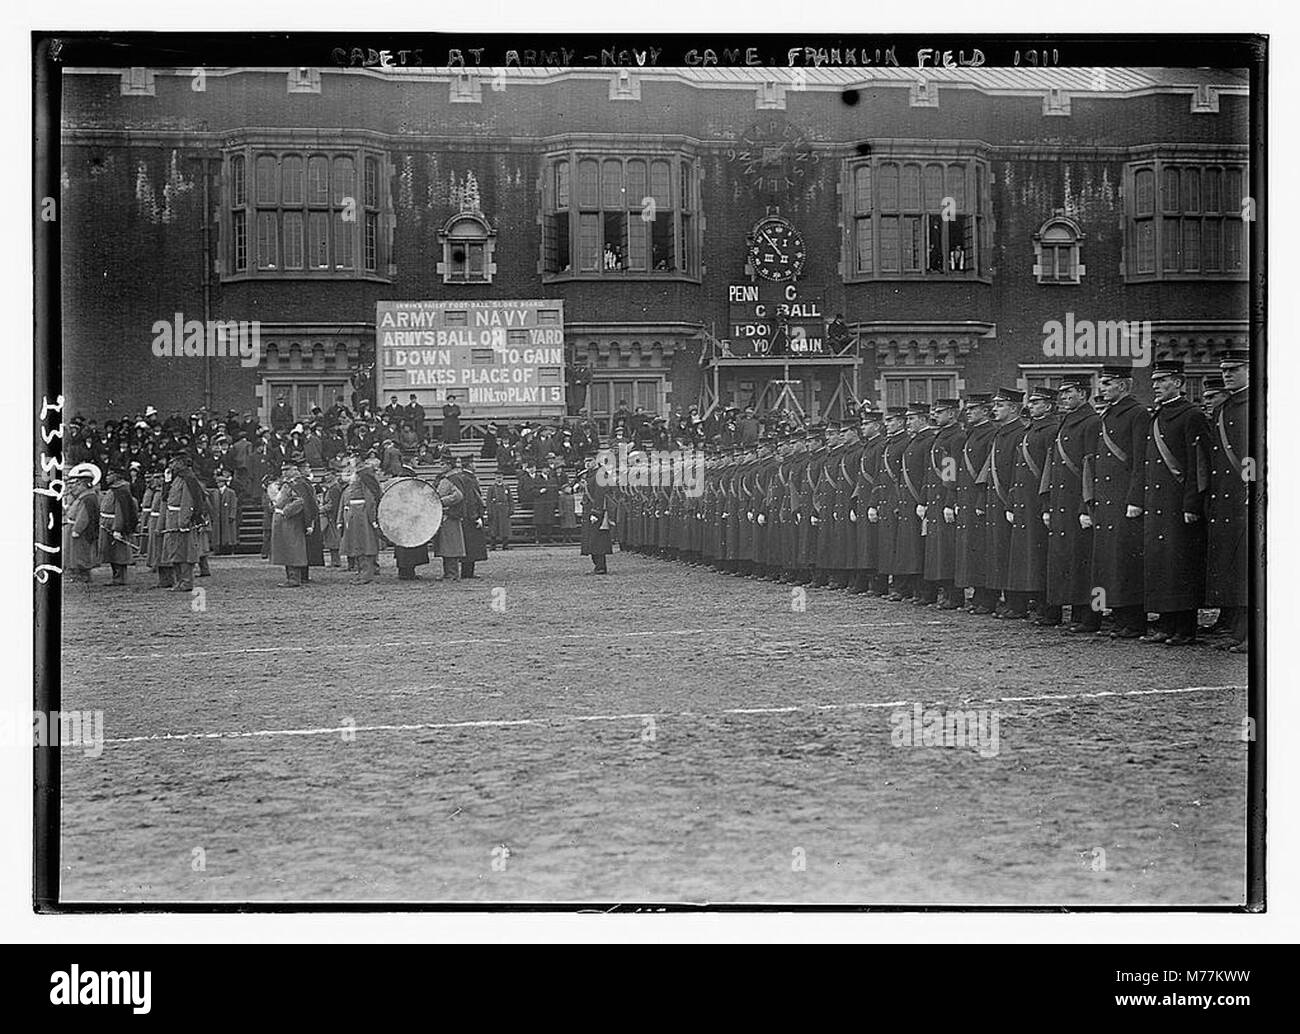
57,546 -> 1251,906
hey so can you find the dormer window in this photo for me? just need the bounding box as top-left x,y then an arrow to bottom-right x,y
438,212 -> 496,284
1033,211 -> 1086,284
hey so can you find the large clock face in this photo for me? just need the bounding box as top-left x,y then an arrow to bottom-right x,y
747,216 -> 806,282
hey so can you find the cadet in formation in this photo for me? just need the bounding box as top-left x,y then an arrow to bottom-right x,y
612,351 -> 1251,650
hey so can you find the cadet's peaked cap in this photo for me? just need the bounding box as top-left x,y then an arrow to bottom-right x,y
860,408 -> 884,421
1099,365 -> 1134,379
1152,358 -> 1186,376
932,398 -> 960,411
1203,375 -> 1226,392
992,386 -> 1022,404
964,393 -> 993,406
905,401 -> 930,416
885,406 -> 909,418
1060,374 -> 1094,392
1027,385 -> 1059,402
1218,348 -> 1250,368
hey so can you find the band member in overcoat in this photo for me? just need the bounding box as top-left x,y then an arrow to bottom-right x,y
432,454 -> 467,580
452,456 -> 488,578
62,463 -> 102,582
269,470 -> 309,588
98,468 -> 139,586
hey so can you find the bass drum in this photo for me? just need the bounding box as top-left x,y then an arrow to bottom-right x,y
377,476 -> 443,547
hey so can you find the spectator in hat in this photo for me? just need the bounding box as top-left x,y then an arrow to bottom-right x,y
442,394 -> 462,444
403,393 -> 426,439
270,393 -> 294,434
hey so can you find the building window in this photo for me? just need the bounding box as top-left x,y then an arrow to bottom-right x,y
845,154 -> 991,281
586,375 -> 666,435
1019,365 -> 1099,396
1125,159 -> 1247,280
438,213 -> 497,284
882,373 -> 959,409
224,145 -> 387,280
542,150 -> 700,279
1033,212 -> 1085,284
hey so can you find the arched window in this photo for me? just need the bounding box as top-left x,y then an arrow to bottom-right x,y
1033,212 -> 1086,284
439,212 -> 496,284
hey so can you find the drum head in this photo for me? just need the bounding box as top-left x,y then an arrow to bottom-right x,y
378,477 -> 443,546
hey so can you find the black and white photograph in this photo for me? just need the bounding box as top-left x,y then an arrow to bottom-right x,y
27,24 -> 1268,920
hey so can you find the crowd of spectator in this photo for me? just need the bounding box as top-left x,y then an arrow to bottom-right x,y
60,390 -> 810,515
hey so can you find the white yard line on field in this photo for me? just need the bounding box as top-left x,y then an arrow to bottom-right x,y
89,620 -> 946,663
99,684 -> 1246,747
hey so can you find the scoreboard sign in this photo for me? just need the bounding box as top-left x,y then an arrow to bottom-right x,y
376,299 -> 567,419
727,282 -> 826,357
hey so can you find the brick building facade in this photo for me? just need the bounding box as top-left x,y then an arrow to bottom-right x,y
60,65 -> 1251,432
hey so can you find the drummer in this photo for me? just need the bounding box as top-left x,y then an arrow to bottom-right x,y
393,460 -> 434,582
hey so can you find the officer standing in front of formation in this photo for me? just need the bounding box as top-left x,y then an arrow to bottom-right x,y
1041,374 -> 1101,632
923,398 -> 964,609
986,387 -> 1027,618
1205,348 -> 1251,652
954,393 -> 996,613
580,452 -> 613,574
1136,358 -> 1213,646
1089,365 -> 1151,639
1007,386 -> 1058,624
